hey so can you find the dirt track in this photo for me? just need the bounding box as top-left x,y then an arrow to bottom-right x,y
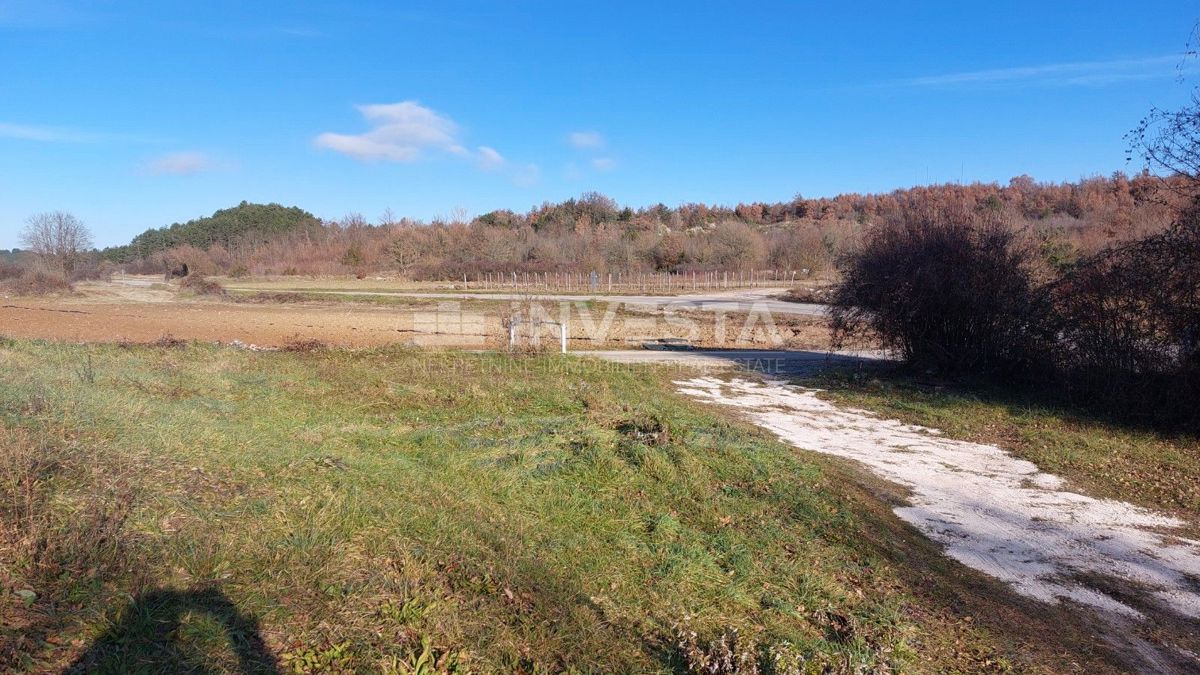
679,376 -> 1200,673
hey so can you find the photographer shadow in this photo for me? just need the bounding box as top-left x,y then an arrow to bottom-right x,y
65,587 -> 279,674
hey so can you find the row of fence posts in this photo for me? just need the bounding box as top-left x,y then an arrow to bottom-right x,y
465,269 -> 808,292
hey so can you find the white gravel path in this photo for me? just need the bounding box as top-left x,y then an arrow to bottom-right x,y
675,376 -> 1200,621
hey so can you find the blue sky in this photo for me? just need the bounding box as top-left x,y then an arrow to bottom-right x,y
1,1 -> 1197,248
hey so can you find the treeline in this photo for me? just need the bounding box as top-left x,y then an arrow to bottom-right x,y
115,173 -> 1186,278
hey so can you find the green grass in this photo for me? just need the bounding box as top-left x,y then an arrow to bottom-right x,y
811,371 -> 1200,523
0,340 -> 1121,673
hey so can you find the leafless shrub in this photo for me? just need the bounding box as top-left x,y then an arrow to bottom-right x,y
0,259 -> 24,281
830,209 -> 1052,376
832,196 -> 1200,428
0,270 -> 73,296
68,257 -> 114,282
766,225 -> 839,274
125,254 -> 170,276
1050,205 -> 1200,425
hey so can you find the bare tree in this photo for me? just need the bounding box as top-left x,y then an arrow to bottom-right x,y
390,225 -> 424,273
1127,22 -> 1200,196
21,211 -> 94,276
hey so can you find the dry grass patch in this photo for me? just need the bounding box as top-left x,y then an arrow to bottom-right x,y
0,270 -> 73,297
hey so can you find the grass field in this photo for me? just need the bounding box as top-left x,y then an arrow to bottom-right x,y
0,339 -> 1135,673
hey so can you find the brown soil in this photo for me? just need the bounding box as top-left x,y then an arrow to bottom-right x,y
0,281 -> 834,350
0,300 -> 440,347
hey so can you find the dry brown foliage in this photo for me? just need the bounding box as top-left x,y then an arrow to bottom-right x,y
110,175 -> 1186,279
178,274 -> 226,296
0,270 -> 73,296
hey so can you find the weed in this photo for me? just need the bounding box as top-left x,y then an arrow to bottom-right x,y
281,641 -> 353,673
377,637 -> 461,674
379,598 -> 435,625
616,413 -> 672,447
673,624 -> 760,674
313,455 -> 347,470
150,334 -> 188,349
282,336 -> 328,353
73,351 -> 96,384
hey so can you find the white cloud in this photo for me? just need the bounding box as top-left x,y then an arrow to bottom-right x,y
315,101 -> 470,162
0,121 -> 156,144
568,130 -> 605,149
145,151 -> 218,176
316,101 -> 533,184
591,157 -> 616,172
888,55 -> 1180,89
476,145 -> 505,170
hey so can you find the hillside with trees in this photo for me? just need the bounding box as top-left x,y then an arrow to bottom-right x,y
103,201 -> 321,265
107,173 -> 1188,279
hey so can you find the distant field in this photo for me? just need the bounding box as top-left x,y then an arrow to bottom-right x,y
214,274 -> 807,297
0,340 -> 1125,673
209,276 -> 474,293
0,279 -> 832,350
